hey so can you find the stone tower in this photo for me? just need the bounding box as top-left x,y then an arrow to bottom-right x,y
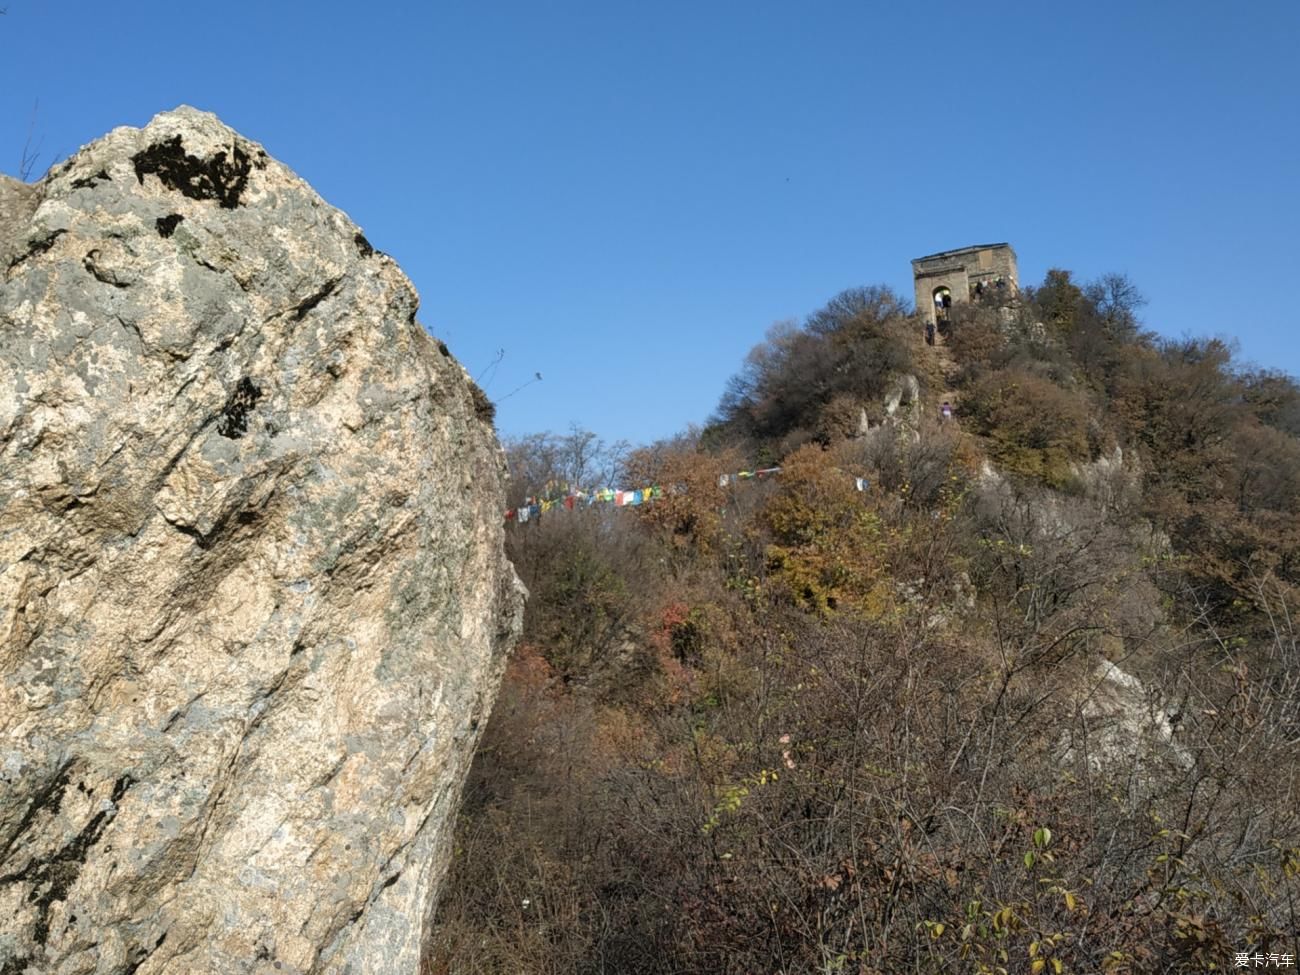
912,242 -> 1018,327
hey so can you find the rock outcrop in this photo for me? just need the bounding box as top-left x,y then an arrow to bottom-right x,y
0,108 -> 524,974
882,372 -> 920,419
1064,660 -> 1191,774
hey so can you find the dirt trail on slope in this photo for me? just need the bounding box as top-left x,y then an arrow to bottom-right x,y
930,335 -> 961,414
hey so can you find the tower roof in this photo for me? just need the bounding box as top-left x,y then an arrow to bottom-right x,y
912,242 -> 1015,266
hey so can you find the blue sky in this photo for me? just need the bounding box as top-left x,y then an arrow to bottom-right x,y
3,0 -> 1297,446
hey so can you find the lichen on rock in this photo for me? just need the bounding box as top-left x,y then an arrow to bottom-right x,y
0,106 -> 524,974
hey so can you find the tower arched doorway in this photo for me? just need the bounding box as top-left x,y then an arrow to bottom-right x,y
931,287 -> 953,343
933,287 -> 952,319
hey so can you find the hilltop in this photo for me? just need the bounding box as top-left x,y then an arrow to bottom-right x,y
429,266 -> 1300,973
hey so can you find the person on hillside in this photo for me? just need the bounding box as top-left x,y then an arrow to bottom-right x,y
925,321 -> 936,346
940,401 -> 953,421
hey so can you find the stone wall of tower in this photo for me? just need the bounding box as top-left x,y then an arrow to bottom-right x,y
912,244 -> 1018,325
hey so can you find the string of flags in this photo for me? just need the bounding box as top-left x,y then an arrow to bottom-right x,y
506,484 -> 666,523
505,469 -> 870,524
718,468 -> 868,492
717,466 -> 782,486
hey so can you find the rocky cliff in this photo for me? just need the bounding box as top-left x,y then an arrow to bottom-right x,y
0,107 -> 524,974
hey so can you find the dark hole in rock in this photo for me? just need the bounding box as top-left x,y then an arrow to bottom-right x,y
156,214 -> 184,238
131,135 -> 252,209
216,377 -> 263,440
354,233 -> 375,258
70,169 -> 110,190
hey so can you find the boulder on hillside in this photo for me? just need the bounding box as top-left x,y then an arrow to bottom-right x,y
0,107 -> 524,974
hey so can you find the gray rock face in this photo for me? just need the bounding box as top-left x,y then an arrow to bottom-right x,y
0,108 -> 524,974
0,174 -> 39,269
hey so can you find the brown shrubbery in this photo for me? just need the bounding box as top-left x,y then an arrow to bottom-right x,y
961,368 -> 1092,486
709,286 -> 916,454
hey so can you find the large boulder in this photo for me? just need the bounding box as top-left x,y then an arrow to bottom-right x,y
0,108 -> 524,974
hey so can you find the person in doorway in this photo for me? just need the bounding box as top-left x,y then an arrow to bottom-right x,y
934,289 -> 952,332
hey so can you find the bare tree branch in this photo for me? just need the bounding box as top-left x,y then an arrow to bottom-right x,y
19,99 -> 43,182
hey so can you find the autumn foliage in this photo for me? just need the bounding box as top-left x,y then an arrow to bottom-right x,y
427,272 -> 1300,974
